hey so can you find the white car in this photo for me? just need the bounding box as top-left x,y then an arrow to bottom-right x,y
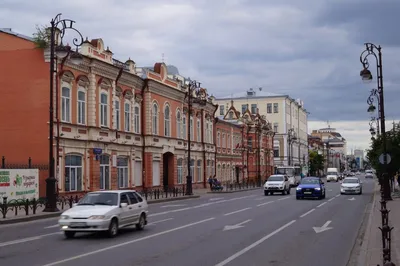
340,177 -> 363,195
59,190 -> 149,238
264,174 -> 291,195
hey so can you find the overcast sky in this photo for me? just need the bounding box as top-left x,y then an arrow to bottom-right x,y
1,0 -> 399,153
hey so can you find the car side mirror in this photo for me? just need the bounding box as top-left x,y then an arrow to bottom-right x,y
120,203 -> 128,208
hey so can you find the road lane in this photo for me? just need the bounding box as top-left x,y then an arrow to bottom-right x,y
35,183 -> 342,266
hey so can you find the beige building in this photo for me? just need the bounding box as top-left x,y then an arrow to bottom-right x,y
215,88 -> 308,169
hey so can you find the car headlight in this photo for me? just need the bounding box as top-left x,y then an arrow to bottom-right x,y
60,215 -> 70,219
296,187 -> 302,190
88,215 -> 106,220
314,187 -> 321,190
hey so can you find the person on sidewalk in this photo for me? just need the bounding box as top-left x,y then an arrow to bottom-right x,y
208,176 -> 213,191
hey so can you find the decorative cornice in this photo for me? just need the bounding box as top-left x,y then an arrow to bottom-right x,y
147,80 -> 185,102
134,94 -> 143,103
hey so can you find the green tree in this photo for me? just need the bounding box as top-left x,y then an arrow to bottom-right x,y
32,24 -> 50,49
366,126 -> 400,177
309,150 -> 325,176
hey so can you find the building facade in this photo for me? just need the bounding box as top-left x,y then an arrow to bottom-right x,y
0,30 -> 274,197
354,149 -> 364,169
215,88 -> 308,171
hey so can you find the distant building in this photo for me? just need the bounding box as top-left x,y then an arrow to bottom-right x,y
354,149 -> 364,169
215,89 -> 309,171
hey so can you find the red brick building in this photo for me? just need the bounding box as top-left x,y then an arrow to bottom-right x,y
0,29 -> 273,196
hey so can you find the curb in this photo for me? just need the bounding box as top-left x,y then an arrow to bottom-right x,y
206,187 -> 261,194
0,195 -> 200,225
347,181 -> 378,266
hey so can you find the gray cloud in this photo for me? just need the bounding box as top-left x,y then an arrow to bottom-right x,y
1,0 -> 399,123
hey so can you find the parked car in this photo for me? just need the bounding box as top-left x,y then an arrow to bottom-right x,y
58,190 -> 149,238
264,174 -> 291,195
296,177 -> 326,200
340,177 -> 363,195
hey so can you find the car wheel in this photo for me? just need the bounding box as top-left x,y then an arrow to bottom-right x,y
136,214 -> 146,230
282,190 -> 286,195
359,189 -> 362,195
64,231 -> 75,239
296,196 -> 301,200
264,191 -> 268,196
107,218 -> 119,238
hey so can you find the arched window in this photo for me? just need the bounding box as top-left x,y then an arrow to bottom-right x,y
117,157 -> 129,188
217,132 -> 220,147
177,158 -> 183,184
114,100 -> 120,130
190,117 -> 194,141
196,119 -> 201,142
152,103 -> 158,135
124,102 -> 131,132
190,159 -> 195,182
164,104 -> 170,137
197,160 -> 202,182
176,111 -> 182,139
134,105 -> 140,133
64,154 -> 82,191
61,87 -> 71,122
183,116 -> 187,140
77,90 -> 86,124
99,154 -> 110,190
100,93 -> 108,127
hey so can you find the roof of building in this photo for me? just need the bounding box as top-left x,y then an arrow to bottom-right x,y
217,90 -> 285,100
0,28 -> 34,42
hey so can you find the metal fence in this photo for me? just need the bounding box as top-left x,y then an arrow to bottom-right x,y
210,180 -> 261,192
1,156 -> 49,170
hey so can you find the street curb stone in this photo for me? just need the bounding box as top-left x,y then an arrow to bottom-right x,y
346,181 -> 378,266
0,195 -> 200,225
206,187 -> 261,194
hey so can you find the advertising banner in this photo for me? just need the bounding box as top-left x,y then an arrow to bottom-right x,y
0,169 -> 39,201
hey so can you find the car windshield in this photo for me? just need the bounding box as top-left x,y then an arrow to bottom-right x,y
301,178 -> 319,185
78,192 -> 118,206
327,172 -> 337,175
343,179 -> 359,184
268,175 -> 284,181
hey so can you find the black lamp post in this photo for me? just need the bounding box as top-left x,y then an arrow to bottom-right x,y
184,79 -> 204,195
44,14 -> 84,212
287,128 -> 297,166
360,43 -> 395,265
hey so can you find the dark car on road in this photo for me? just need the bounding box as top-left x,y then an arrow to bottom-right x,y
296,177 -> 326,200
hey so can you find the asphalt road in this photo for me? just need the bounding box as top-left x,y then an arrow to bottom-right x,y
0,175 -> 375,266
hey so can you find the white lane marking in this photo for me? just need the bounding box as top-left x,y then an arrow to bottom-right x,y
147,218 -> 173,225
223,219 -> 252,231
277,196 -> 290,201
43,217 -> 216,266
44,224 -> 60,229
149,195 -> 255,217
255,197 -> 266,201
335,194 -> 340,198
348,197 -> 356,201
300,208 -> 315,218
316,202 -> 327,208
214,220 -> 297,266
313,220 -> 333,233
257,201 -> 274,207
0,232 -> 61,247
328,198 -> 335,202
224,207 -> 252,216
160,204 -> 187,208
209,198 -> 224,201
328,189 -> 333,191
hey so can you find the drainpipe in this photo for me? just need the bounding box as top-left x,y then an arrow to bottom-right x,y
141,79 -> 149,189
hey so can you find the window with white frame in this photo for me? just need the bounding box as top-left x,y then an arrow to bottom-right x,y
152,103 -> 158,135
115,100 -> 120,130
117,157 -> 129,188
210,123 -> 213,143
177,158 -> 183,184
176,111 -> 182,139
228,134 -> 231,148
64,155 -> 82,192
152,161 -> 160,186
205,122 -> 209,143
207,160 -> 211,179
190,159 -> 195,182
134,160 -> 142,186
124,102 -> 131,132
61,87 -> 71,122
217,132 -> 220,147
99,154 -> 110,190
77,90 -> 86,124
100,93 -> 108,127
134,106 -> 140,133
197,119 -> 201,142
190,117 -> 194,141
197,160 -> 202,182
164,105 -> 170,136
222,134 -> 226,148
183,116 -> 187,140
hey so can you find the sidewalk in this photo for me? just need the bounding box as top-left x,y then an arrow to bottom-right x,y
354,182 -> 400,266
0,189 -> 208,225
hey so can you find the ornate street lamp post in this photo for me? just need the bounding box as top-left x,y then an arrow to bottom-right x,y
360,43 -> 395,266
44,14 -> 84,212
184,79 -> 204,195
287,128 -> 297,166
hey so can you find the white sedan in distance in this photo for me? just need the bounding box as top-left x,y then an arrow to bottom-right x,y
340,177 -> 363,195
59,190 -> 148,238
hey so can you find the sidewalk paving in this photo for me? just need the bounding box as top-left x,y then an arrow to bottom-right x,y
353,182 -> 400,266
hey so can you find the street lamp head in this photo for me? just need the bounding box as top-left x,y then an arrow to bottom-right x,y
55,43 -> 71,59
360,68 -> 373,83
367,105 -> 376,113
69,51 -> 83,65
369,127 -> 376,136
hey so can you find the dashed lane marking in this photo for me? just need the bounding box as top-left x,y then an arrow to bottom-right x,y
223,207 -> 252,216
300,208 -> 315,218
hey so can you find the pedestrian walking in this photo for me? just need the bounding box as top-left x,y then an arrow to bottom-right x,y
208,176 -> 213,191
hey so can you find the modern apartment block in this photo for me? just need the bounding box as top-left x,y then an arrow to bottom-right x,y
215,88 -> 309,170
